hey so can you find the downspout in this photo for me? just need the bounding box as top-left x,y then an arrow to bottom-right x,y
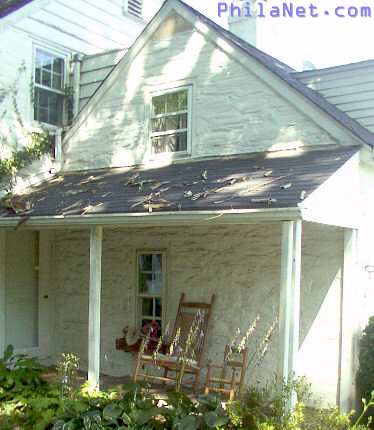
71,53 -> 83,119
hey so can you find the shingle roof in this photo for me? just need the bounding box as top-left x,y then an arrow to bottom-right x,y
0,0 -> 33,18
177,0 -> 374,147
0,146 -> 359,219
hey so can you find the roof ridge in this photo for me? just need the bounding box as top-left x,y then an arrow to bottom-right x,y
174,0 -> 374,147
73,0 -> 374,147
293,59 -> 374,76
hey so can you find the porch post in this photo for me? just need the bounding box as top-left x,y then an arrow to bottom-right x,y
338,228 -> 359,412
279,221 -> 302,401
88,226 -> 103,390
0,230 -> 5,357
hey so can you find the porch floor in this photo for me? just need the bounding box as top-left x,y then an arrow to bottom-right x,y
41,368 -> 192,396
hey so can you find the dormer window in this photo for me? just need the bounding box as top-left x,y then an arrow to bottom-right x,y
125,0 -> 143,18
34,48 -> 65,126
150,87 -> 192,155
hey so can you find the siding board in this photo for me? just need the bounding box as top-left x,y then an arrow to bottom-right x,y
295,61 -> 374,132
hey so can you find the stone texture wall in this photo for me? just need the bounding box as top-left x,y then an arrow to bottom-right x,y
51,222 -> 344,403
52,224 -> 282,384
63,16 -> 339,171
300,223 -> 344,407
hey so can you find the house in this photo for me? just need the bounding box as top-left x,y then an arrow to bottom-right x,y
0,0 -> 163,190
0,0 -> 373,412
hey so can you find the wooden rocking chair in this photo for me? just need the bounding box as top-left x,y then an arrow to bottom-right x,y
133,293 -> 215,393
204,345 -> 248,400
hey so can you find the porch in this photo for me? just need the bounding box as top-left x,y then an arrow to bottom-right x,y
0,220 -> 358,409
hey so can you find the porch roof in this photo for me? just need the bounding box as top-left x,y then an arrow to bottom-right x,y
0,146 -> 359,221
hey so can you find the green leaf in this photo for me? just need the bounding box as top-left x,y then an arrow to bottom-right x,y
135,408 -> 160,426
3,345 -> 14,362
204,411 -> 229,428
177,415 -> 198,430
102,403 -> 122,421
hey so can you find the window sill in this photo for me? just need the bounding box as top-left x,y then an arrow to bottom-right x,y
148,151 -> 191,163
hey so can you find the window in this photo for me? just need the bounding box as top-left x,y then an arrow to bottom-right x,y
125,0 -> 143,18
34,49 -> 65,126
150,87 -> 191,155
137,252 -> 165,336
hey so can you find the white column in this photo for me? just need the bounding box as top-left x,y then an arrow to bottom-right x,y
339,229 -> 359,412
38,231 -> 53,361
279,221 -> 302,400
88,226 -> 103,389
0,230 -> 5,357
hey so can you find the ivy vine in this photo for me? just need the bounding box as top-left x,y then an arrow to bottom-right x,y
0,132 -> 51,184
0,61 -> 53,189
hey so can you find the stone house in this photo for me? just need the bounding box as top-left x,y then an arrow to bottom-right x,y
0,0 -> 373,411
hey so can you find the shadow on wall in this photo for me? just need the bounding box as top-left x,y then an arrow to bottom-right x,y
62,12 -> 335,172
299,222 -> 344,407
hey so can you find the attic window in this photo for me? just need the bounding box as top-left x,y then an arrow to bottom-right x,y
150,87 -> 192,155
126,0 -> 143,18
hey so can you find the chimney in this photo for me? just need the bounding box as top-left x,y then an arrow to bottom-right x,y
228,0 -> 258,46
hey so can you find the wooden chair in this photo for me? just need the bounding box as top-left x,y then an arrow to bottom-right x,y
133,293 -> 215,393
204,345 -> 248,400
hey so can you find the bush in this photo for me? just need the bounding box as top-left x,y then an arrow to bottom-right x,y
0,344 -> 47,401
0,349 -> 373,430
357,317 -> 374,405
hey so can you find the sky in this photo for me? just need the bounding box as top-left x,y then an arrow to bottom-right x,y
183,0 -> 374,70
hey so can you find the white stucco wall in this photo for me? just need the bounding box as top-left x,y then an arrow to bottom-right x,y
62,12 -> 339,172
41,222 -> 345,406
52,224 -> 282,385
299,223 -> 344,407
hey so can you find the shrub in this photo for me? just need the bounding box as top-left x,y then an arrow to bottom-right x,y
0,344 -> 47,401
357,317 -> 374,406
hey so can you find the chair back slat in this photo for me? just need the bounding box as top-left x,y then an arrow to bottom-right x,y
170,293 -> 215,365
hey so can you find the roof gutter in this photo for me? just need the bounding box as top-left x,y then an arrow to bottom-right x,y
0,207 -> 301,229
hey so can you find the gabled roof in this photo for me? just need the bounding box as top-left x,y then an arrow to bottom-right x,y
0,0 -> 33,18
0,146 -> 359,219
177,0 -> 374,147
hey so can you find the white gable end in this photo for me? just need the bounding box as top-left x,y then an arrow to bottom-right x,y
62,1 -> 361,172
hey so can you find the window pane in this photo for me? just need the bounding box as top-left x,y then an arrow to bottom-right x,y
155,298 -> 162,318
139,273 -> 162,294
35,68 -> 41,85
49,92 -> 63,125
35,50 -> 64,90
34,87 -> 63,126
53,57 -> 64,74
52,73 -> 62,90
42,70 -> 51,87
166,92 -> 179,112
152,95 -> 166,115
139,254 -> 153,271
37,107 -> 49,124
38,51 -> 53,71
152,132 -> 187,154
151,117 -> 166,133
178,90 -> 188,110
142,298 -> 153,317
152,113 -> 187,133
167,113 -> 187,130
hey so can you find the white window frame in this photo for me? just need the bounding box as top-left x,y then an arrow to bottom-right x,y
32,45 -> 67,129
148,85 -> 193,159
135,250 -> 167,335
